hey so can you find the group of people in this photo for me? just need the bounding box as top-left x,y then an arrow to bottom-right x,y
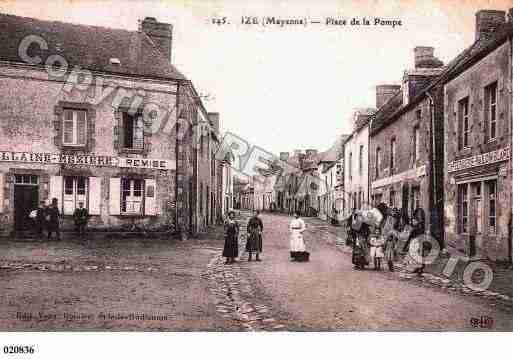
31,199 -> 90,239
347,204 -> 427,273
222,210 -> 309,264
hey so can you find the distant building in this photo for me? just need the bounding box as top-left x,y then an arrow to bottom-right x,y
343,108 -> 375,217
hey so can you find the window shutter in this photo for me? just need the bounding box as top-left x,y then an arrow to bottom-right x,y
109,178 -> 121,216
49,176 -> 63,213
144,178 -> 158,216
0,173 -> 4,213
89,177 -> 102,215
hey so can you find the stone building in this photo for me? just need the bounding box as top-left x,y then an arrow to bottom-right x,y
193,109 -> 221,232
273,149 -> 322,216
442,9 -> 513,260
219,149 -> 234,218
0,14 -> 218,236
343,108 -> 375,217
369,47 -> 445,243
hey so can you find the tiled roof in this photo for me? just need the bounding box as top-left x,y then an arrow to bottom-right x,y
371,20 -> 513,136
369,90 -> 403,135
0,12 -> 186,81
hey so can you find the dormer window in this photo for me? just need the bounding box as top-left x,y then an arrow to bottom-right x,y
109,58 -> 121,65
402,82 -> 409,105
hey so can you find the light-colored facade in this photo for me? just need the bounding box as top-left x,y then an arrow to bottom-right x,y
343,111 -> 373,217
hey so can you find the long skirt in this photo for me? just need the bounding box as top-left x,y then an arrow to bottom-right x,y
352,238 -> 370,267
246,232 -> 262,253
222,235 -> 239,258
384,240 -> 395,262
290,230 -> 306,252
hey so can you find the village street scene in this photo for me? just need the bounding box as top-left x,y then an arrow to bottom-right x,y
1,0 -> 513,335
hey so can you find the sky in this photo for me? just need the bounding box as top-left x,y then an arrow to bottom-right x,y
1,0 -> 512,155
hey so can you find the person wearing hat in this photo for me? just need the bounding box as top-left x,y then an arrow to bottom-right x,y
73,202 -> 89,237
46,198 -> 61,241
222,211 -> 240,264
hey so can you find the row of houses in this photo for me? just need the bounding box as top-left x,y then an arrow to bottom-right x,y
238,8 -> 513,262
349,8 -> 513,261
0,13 -> 234,237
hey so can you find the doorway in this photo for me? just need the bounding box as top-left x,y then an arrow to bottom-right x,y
14,174 -> 39,231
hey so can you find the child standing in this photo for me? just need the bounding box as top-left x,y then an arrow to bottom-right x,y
384,233 -> 397,271
369,227 -> 385,271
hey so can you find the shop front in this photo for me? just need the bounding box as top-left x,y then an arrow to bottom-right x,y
0,151 -> 175,236
445,147 -> 511,260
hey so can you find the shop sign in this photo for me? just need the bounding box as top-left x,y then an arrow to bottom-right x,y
0,151 -> 175,170
371,165 -> 426,189
448,147 -> 510,173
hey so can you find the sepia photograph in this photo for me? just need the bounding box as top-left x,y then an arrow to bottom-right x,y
0,0 -> 512,356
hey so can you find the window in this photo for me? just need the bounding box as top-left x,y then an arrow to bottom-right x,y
375,147 -> 381,178
123,112 -> 144,150
457,97 -> 470,150
14,174 -> 38,185
458,184 -> 469,234
390,138 -> 396,175
473,182 -> 482,234
488,180 -> 496,233
348,152 -> 352,181
411,186 -> 420,217
485,82 -> 497,141
200,183 -> 204,214
389,189 -> 396,208
402,82 -> 409,105
63,176 -> 88,214
63,109 -> 87,146
121,178 -> 144,214
359,145 -> 363,175
413,126 -> 420,163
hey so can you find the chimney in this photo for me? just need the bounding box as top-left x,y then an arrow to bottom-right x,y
414,46 -> 444,68
207,112 -> 219,134
376,85 -> 401,109
139,17 -> 173,63
508,8 -> 513,22
475,10 -> 505,41
306,149 -> 318,157
279,152 -> 289,162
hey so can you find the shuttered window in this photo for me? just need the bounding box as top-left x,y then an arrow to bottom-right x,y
62,109 -> 87,146
121,178 -> 144,214
123,112 -> 144,150
485,82 -> 498,141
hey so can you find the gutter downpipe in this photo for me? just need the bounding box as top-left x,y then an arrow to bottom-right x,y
368,117 -> 373,210
425,90 -> 439,249
509,35 -> 513,267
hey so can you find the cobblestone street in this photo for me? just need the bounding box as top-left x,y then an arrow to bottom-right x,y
2,212 -> 513,331
220,212 -> 513,331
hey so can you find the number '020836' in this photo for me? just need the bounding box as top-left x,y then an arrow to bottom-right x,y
3,345 -> 35,354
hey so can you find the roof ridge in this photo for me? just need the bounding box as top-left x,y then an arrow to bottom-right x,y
0,11 -> 137,35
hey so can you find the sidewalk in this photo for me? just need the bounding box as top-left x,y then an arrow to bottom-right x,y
304,216 -> 513,306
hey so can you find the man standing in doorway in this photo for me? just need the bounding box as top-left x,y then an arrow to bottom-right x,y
46,198 -> 61,241
73,202 -> 89,238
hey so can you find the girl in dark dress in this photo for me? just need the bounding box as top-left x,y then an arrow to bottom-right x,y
223,211 -> 239,264
246,210 -> 263,261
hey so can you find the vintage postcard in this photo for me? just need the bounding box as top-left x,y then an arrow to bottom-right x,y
0,0 -> 512,356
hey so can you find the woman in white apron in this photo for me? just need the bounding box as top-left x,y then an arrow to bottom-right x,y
289,212 -> 308,261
